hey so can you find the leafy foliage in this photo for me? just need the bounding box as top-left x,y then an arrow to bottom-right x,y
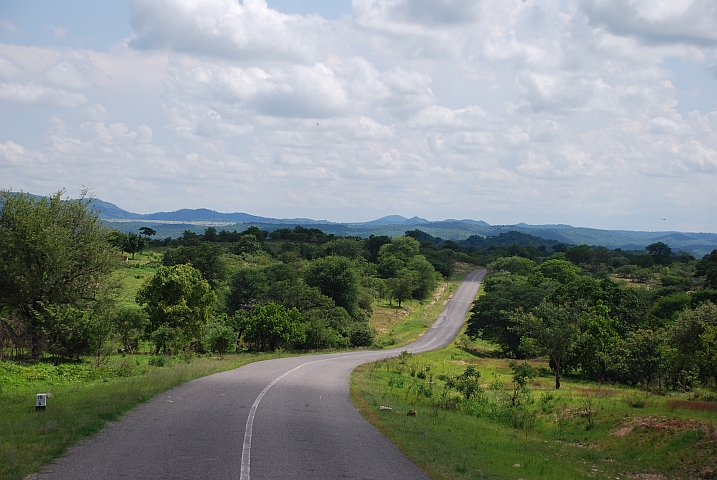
0,190 -> 119,358
136,264 -> 216,350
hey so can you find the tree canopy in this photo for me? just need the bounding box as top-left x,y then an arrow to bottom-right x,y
0,190 -> 119,358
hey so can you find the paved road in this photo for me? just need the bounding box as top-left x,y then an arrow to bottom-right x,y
32,270 -> 485,480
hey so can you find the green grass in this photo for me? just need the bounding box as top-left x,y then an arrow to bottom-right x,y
351,342 -> 717,479
112,250 -> 162,307
0,353 -> 284,480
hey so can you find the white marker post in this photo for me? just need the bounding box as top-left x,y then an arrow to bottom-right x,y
36,393 -> 47,411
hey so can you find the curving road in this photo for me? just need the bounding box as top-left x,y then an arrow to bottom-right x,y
32,270 -> 485,480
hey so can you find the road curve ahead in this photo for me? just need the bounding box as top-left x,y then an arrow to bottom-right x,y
32,270 -> 486,480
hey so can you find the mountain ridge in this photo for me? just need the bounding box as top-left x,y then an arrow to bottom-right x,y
84,198 -> 717,257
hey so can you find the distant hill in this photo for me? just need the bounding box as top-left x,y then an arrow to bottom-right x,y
363,215 -> 431,225
12,193 -> 712,257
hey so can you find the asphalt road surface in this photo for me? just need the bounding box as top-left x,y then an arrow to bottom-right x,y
31,269 -> 486,480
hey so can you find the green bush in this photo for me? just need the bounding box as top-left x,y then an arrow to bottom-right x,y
203,323 -> 237,355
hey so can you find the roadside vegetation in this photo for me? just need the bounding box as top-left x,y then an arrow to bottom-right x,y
352,342 -> 717,479
2,189 -> 717,479
352,238 -> 717,479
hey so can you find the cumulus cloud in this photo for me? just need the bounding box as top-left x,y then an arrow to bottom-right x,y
128,0 -> 325,62
579,0 -> 717,46
353,0 -> 481,30
0,82 -> 87,107
2,0 -> 717,229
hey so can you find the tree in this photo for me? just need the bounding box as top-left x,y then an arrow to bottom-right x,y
695,250 -> 717,289
610,329 -> 664,388
377,254 -> 404,278
162,242 -> 226,286
227,268 -> 269,313
566,245 -> 594,265
139,226 -> 157,239
548,278 -> 647,335
304,256 -> 359,316
377,236 -> 420,264
266,281 -> 333,312
646,242 -> 673,265
387,270 -> 417,308
466,280 -> 550,357
407,255 -> 437,300
537,259 -> 579,284
122,232 -> 147,259
574,301 -> 619,381
232,234 -> 262,256
242,302 -> 305,351
203,226 -> 218,242
667,302 -> 717,388
112,307 -> 148,353
136,264 -> 216,349
313,238 -> 364,260
647,292 -> 691,322
592,246 -> 613,266
242,226 -> 268,241
700,324 -> 717,390
203,321 -> 237,355
487,256 -> 535,276
0,190 -> 119,358
511,301 -> 581,389
364,234 -> 391,262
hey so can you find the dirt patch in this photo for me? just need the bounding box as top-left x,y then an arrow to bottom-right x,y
613,426 -> 633,437
371,307 -> 411,334
666,400 -> 717,412
619,474 -> 668,480
612,415 -> 717,440
425,282 -> 447,308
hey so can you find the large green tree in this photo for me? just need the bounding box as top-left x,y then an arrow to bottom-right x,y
242,302 -> 305,351
227,268 -> 269,313
121,232 -> 147,259
0,190 -> 119,358
646,241 -> 673,265
162,242 -> 226,286
511,301 -> 581,389
304,256 -> 359,316
136,264 -> 216,349
695,250 -> 717,289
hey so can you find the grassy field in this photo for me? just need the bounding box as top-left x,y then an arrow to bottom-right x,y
111,251 -> 163,308
0,352 -> 288,480
351,339 -> 717,479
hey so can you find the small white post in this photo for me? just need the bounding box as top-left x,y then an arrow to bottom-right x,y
36,393 -> 47,411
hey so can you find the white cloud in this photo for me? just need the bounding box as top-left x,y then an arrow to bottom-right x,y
0,82 -> 87,107
1,0 -> 716,230
0,140 -> 26,163
0,18 -> 15,31
128,0 -> 325,62
52,26 -> 67,39
0,55 -> 25,79
579,0 -> 717,46
353,0 -> 481,30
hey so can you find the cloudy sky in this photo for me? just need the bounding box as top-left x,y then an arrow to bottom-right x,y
1,0 -> 716,231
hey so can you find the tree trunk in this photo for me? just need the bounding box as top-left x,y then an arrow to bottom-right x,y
554,358 -> 561,389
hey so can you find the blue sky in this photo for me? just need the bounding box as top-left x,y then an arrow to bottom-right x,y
1,0 -> 716,231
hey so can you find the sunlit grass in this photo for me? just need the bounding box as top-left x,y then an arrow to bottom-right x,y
351,340 -> 717,479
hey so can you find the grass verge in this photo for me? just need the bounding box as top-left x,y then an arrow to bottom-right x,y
371,264 -> 479,348
0,353 -> 283,480
351,341 -> 717,479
